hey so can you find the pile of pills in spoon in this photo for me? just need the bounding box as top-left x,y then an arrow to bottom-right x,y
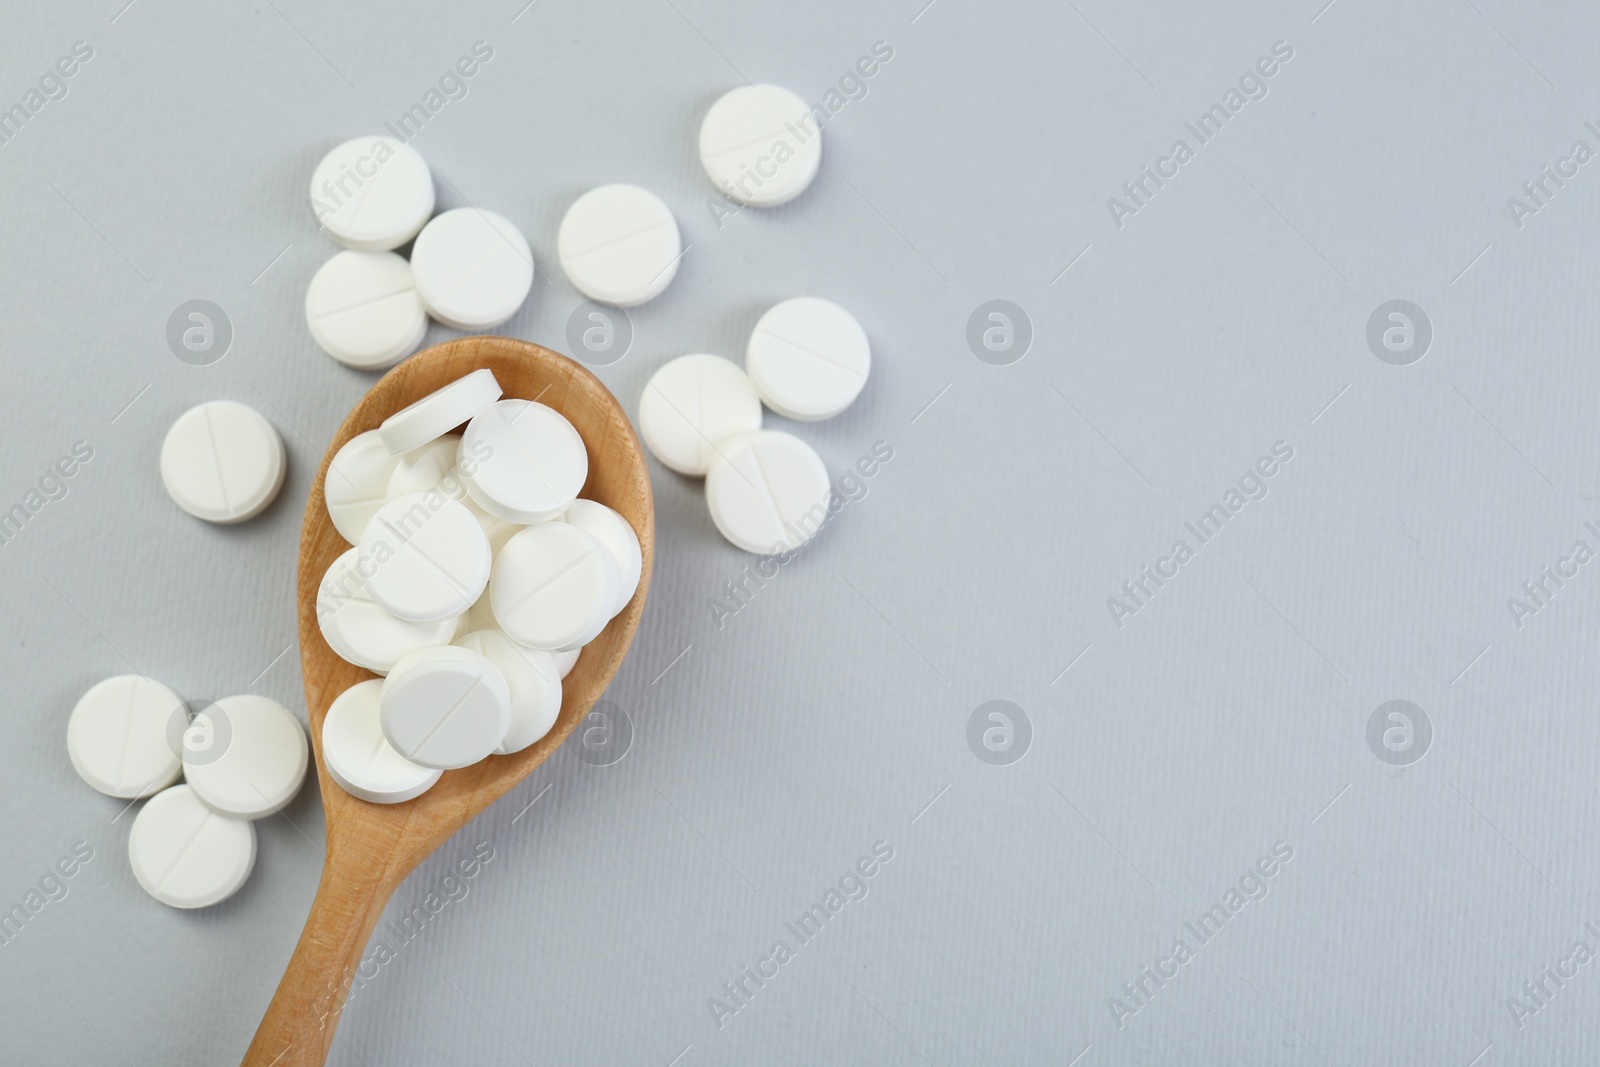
316,367 -> 639,798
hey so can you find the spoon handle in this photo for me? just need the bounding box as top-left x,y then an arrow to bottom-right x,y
241,854 -> 395,1066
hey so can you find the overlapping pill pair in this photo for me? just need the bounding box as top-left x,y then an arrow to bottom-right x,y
316,368 -> 641,799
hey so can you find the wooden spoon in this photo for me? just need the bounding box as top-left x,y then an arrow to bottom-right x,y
240,336 -> 653,1067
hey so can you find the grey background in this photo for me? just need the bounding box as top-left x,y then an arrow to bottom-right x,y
1,0 -> 1597,1063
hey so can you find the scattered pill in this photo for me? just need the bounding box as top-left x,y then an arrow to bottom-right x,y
181,695 -> 309,819
746,297 -> 870,421
706,430 -> 831,554
557,184 -> 682,307
638,354 -> 762,476
563,499 -> 642,616
699,85 -> 822,208
380,646 -> 511,769
360,493 -> 490,623
321,680 -> 441,804
325,430 -> 399,544
160,401 -> 286,524
410,208 -> 534,331
128,784 -> 256,908
492,523 -> 619,651
305,251 -> 427,370
455,630 -> 561,755
378,368 -> 502,455
311,136 -> 435,252
461,400 -> 587,524
66,675 -> 185,799
318,547 -> 459,675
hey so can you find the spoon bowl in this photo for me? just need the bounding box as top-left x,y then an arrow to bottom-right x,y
241,336 -> 652,1066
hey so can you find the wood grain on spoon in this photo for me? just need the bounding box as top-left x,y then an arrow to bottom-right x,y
241,337 -> 653,1067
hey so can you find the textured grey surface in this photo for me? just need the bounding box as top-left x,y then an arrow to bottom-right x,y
2,0 -> 1599,1063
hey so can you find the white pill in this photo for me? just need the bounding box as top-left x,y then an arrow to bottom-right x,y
552,647 -> 580,679
321,680 -> 441,804
706,430 -> 832,554
359,493 -> 490,623
557,184 -> 682,307
310,136 -> 435,252
699,85 -> 822,208
160,401 -> 287,524
387,434 -> 466,499
66,675 -> 185,799
128,784 -> 256,909
324,430 -> 399,545
305,251 -> 427,370
182,695 -> 309,819
638,355 -> 762,477
318,548 -> 458,675
746,297 -> 871,421
410,208 -> 534,331
378,367 -> 502,455
492,523 -> 619,651
380,646 -> 511,769
455,630 -> 561,754
563,499 -> 642,616
461,400 -> 588,524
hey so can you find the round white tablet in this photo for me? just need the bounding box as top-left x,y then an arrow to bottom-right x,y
387,434 -> 466,499
563,499 -> 642,616
461,400 -> 588,524
128,784 -> 256,909
706,430 -> 832,554
310,136 -> 434,252
321,680 -> 441,804
638,354 -> 762,476
410,208 -> 534,331
359,493 -> 490,623
66,675 -> 185,799
699,85 -> 822,207
552,647 -> 580,679
325,430 -> 399,544
160,401 -> 287,524
455,630 -> 561,754
380,646 -> 511,769
491,523 -> 619,651
557,184 -> 682,307
318,548 -> 459,674
182,695 -> 309,819
746,297 -> 871,420
305,251 -> 427,370
378,368 -> 502,455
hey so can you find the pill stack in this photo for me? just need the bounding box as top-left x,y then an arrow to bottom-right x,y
315,367 -> 641,801
66,677 -> 308,908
